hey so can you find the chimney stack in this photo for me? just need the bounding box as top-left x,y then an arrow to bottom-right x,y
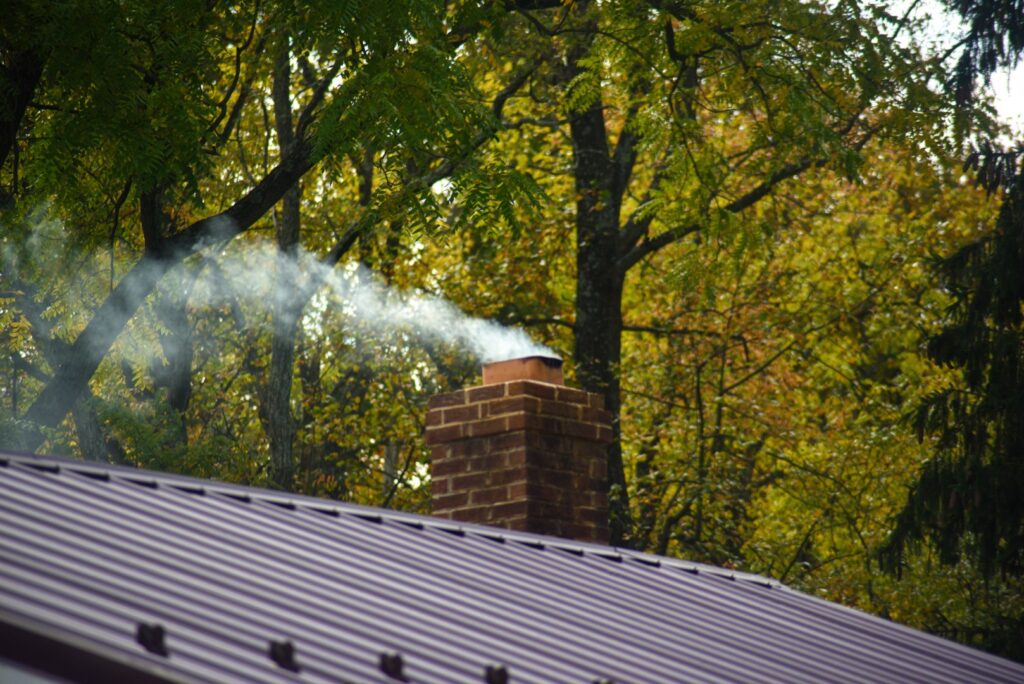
425,356 -> 612,544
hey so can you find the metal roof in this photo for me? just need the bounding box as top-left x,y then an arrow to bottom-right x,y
1,450 -> 1022,684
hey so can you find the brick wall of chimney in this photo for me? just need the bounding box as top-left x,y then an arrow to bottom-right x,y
425,380 -> 612,544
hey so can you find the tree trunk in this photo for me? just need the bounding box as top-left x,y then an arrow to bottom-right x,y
573,221 -> 629,544
70,395 -> 111,463
11,283 -> 126,463
565,4 -> 634,546
267,36 -> 302,490
0,48 -> 44,179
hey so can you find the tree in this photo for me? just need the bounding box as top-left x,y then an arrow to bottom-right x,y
881,152 -> 1024,577
880,0 -> 1024,580
456,0 -> 956,544
0,1 -> 523,463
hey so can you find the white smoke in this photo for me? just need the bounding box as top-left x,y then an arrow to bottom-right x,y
197,241 -> 554,363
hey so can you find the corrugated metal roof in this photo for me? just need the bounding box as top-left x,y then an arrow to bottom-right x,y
1,450 -> 1021,684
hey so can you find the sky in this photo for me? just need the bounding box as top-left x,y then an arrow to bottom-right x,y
907,0 -> 1023,134
990,66 -> 1024,133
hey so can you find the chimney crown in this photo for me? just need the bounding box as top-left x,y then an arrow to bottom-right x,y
481,355 -> 564,386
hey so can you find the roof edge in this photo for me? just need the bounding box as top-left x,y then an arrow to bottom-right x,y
0,608 -> 188,684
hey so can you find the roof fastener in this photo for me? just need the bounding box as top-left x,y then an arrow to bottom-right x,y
136,622 -> 168,656
380,651 -> 407,680
268,639 -> 300,672
484,663 -> 509,684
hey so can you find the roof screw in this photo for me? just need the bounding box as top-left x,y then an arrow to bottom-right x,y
136,622 -> 168,656
485,663 -> 509,684
268,639 -> 300,672
379,651 -> 407,680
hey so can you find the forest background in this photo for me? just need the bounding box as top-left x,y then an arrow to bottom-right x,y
2,0 -> 1022,660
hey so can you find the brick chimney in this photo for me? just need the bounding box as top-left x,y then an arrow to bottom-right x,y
425,356 -> 612,544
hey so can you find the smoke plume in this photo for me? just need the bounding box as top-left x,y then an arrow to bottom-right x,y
198,241 -> 554,363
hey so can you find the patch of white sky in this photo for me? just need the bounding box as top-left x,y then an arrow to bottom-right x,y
990,66 -> 1024,133
894,0 -> 1023,134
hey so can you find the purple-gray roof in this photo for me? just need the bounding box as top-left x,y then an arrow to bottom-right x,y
1,450 -> 1022,683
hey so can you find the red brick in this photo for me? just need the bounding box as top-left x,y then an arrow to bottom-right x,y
471,486 -> 509,505
505,449 -> 528,467
447,438 -> 486,458
539,483 -> 565,502
562,420 -> 599,441
467,416 -> 508,438
588,458 -> 607,479
579,406 -> 612,424
508,480 -> 555,500
467,384 -> 506,402
431,478 -> 449,496
565,523 -> 604,542
587,393 -> 605,410
442,404 -> 480,423
507,380 -> 557,399
433,492 -> 468,510
526,450 -> 565,471
505,517 -> 530,531
453,472 -> 488,490
425,410 -> 444,427
517,413 -> 561,434
431,458 -> 467,477
428,391 -> 466,409
532,518 -> 565,536
484,395 -> 540,417
527,432 -> 573,454
573,441 -> 606,459
567,451 -> 598,470
540,399 -> 581,420
451,507 -> 489,523
578,507 -> 608,525
468,452 -> 508,471
567,457 -> 590,476
507,481 -> 528,499
424,423 -> 464,445
491,467 -> 528,485
490,500 -> 529,519
541,469 -> 573,488
489,431 -> 528,451
502,413 -> 523,432
556,386 -> 589,405
596,425 -> 614,443
504,413 -> 524,432
507,479 -> 540,499
555,451 -> 583,469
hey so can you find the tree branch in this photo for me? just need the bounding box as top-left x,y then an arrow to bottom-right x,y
618,153 -> 825,272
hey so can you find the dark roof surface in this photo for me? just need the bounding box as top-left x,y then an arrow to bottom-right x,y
1,451 -> 1022,684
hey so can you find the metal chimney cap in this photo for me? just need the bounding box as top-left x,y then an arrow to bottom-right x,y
482,356 -> 564,385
